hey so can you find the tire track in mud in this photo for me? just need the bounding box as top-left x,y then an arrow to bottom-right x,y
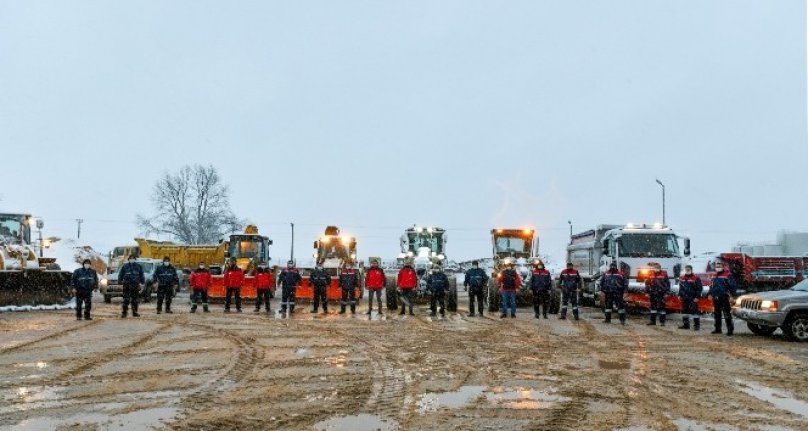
0,319 -> 100,354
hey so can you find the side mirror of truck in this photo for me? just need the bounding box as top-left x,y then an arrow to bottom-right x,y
683,238 -> 691,257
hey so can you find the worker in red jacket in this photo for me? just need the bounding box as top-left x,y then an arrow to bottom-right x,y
365,259 -> 386,315
254,266 -> 273,313
223,261 -> 245,313
189,261 -> 211,313
397,258 -> 418,316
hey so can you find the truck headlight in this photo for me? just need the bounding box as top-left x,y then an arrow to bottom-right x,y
760,300 -> 778,312
100,278 -> 108,286
735,297 -> 744,306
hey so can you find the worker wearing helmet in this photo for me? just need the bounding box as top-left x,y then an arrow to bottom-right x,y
365,259 -> 386,316
71,259 -> 99,321
154,256 -> 179,314
644,262 -> 670,326
678,265 -> 703,331
278,260 -> 302,315
254,266 -> 274,313
529,260 -> 552,319
189,262 -> 211,313
464,260 -> 489,317
426,264 -> 450,318
558,262 -> 581,320
708,261 -> 737,335
600,262 -> 627,324
339,261 -> 360,315
396,257 -> 418,316
309,262 -> 331,314
498,261 -> 521,319
223,261 -> 245,313
119,255 -> 145,318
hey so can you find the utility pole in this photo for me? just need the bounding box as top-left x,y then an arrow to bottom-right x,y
290,222 -> 295,263
568,220 -> 572,239
76,219 -> 84,239
655,179 -> 666,225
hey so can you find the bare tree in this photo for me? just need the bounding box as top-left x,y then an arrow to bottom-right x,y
137,165 -> 244,244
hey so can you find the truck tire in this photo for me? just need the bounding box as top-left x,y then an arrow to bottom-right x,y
549,289 -> 560,314
447,279 -> 458,312
747,322 -> 777,336
385,284 -> 398,310
486,278 -> 499,313
104,295 -> 112,304
782,312 -> 808,342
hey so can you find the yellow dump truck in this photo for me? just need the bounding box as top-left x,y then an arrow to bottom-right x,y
134,238 -> 228,272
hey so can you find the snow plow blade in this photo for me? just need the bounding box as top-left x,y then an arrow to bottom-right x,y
0,270 -> 72,307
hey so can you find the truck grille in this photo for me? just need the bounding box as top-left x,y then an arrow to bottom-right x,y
740,298 -> 762,310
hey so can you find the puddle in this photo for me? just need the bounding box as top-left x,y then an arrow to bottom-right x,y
313,413 -> 397,431
12,406 -> 177,431
485,387 -> 570,410
14,362 -> 48,369
4,386 -> 61,405
417,385 -> 486,413
672,418 -> 738,431
598,359 -> 630,370
737,381 -> 808,419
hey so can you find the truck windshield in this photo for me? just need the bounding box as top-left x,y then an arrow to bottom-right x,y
406,233 -> 444,253
318,239 -> 349,260
618,234 -> 679,257
494,236 -> 529,254
0,215 -> 28,244
229,236 -> 264,258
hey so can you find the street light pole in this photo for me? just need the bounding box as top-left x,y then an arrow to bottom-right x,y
655,179 -> 666,225
290,222 -> 295,263
568,220 -> 572,239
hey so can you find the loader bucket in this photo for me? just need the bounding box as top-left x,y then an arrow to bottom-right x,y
0,269 -> 72,307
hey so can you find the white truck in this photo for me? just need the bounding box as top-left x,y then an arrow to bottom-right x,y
567,224 -> 691,307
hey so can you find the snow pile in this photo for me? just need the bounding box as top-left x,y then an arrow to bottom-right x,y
0,298 -> 76,312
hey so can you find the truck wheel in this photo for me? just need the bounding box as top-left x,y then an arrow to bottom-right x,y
385,284 -> 398,310
104,295 -> 112,304
549,289 -> 560,314
447,280 -> 458,312
486,279 -> 499,313
747,322 -> 777,336
782,312 -> 808,342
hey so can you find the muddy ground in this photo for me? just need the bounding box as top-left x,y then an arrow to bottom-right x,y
1,291 -> 807,431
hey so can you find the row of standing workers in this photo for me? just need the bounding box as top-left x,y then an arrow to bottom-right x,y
71,255 -> 739,335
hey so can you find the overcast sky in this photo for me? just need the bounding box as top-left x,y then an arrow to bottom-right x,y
1,0 -> 806,264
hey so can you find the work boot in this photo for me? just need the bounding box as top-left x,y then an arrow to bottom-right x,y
500,314 -> 506,319
76,317 -> 82,321
84,316 -> 92,321
559,309 -> 567,320
166,309 -> 173,314
678,318 -> 690,330
132,312 -> 140,317
366,310 -> 372,315
203,305 -> 209,313
726,330 -> 733,336
322,307 -> 327,314
534,313 -> 540,319
191,305 -> 197,313
604,312 -> 612,323
339,307 -> 346,314
121,312 -> 127,319
409,310 -> 415,316
619,312 -> 626,325
647,313 -> 657,325
350,306 -> 356,315
224,308 -> 231,313
543,314 -> 548,319
693,318 -> 700,331
659,314 -> 666,326
431,311 -> 437,317
510,314 -> 516,319
156,309 -> 162,314
711,328 -> 722,334
573,310 -> 579,321
400,308 -> 406,316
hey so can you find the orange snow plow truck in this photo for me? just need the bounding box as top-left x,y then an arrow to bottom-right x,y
135,225 -> 275,300
295,226 -> 363,302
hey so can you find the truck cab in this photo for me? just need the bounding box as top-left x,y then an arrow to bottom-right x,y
568,224 -> 691,303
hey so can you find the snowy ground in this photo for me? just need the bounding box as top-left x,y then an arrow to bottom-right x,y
0,292 -> 806,431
